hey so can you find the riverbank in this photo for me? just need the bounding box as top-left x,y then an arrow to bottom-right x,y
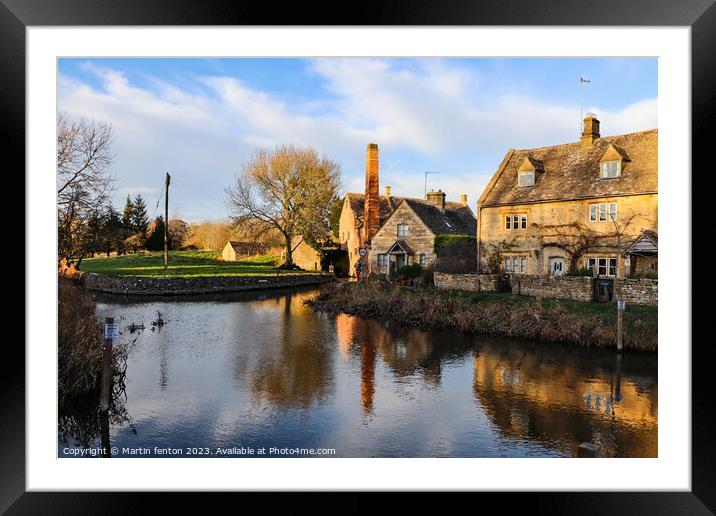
79,270 -> 334,295
306,283 -> 657,351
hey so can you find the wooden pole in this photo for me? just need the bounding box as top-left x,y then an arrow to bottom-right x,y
616,300 -> 624,351
164,172 -> 170,273
100,317 -> 114,413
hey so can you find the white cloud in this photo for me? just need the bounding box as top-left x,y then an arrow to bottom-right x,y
58,59 -> 657,222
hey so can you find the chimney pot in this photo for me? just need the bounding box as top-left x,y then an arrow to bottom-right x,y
581,113 -> 601,149
385,185 -> 391,197
426,189 -> 446,213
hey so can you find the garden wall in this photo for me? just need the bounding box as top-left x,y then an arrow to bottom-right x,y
614,278 -> 658,305
79,272 -> 334,295
433,272 -> 500,292
511,274 -> 593,302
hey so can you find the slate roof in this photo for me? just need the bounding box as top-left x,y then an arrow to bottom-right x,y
480,129 -> 657,207
626,229 -> 658,254
402,199 -> 476,236
346,192 -> 476,237
345,192 -> 399,223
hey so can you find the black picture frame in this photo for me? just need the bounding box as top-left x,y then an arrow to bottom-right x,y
5,0 -> 711,512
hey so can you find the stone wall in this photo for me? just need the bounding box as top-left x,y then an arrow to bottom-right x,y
511,274 -> 593,302
80,272 -> 334,296
614,277 -> 658,305
433,272 -> 500,292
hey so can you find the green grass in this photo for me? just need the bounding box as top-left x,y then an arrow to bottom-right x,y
79,251 -> 296,277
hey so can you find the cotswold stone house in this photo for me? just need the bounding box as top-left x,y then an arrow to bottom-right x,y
369,192 -> 476,277
338,143 -> 475,277
476,114 -> 657,277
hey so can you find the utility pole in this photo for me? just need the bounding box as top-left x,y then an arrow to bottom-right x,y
164,172 -> 171,273
424,171 -> 440,198
579,76 -> 590,132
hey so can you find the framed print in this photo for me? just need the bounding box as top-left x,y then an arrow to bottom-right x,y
6,0 -> 713,512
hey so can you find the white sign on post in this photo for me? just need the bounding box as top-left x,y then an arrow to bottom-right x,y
617,300 -> 626,310
104,323 -> 119,340
359,248 -> 367,257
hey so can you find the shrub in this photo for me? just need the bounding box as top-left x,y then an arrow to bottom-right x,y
434,234 -> 477,273
395,263 -> 423,280
421,268 -> 434,286
566,268 -> 594,277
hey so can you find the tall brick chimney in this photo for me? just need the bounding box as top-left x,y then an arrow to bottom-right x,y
460,194 -> 468,206
581,113 -> 600,149
364,143 -> 380,242
426,189 -> 446,213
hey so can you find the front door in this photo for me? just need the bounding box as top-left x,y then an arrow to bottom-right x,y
395,254 -> 407,269
549,257 -> 565,276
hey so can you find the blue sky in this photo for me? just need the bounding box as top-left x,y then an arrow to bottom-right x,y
58,57 -> 657,222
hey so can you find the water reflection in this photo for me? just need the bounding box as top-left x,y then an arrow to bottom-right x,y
59,287 -> 657,458
473,342 -> 657,457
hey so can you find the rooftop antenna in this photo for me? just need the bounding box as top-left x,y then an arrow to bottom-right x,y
424,171 -> 440,199
580,76 -> 591,133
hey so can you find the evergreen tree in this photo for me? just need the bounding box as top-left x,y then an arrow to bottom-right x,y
121,195 -> 134,231
145,216 -> 166,251
102,202 -> 123,256
131,194 -> 149,235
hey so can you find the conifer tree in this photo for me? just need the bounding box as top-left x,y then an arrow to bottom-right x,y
131,194 -> 149,235
121,195 -> 134,231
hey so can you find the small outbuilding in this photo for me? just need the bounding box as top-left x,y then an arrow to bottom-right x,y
222,240 -> 267,261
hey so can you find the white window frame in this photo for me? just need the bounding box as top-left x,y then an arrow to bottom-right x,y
378,254 -> 389,272
589,204 -> 598,222
600,160 -> 621,178
512,256 -> 519,273
397,223 -> 408,237
419,254 -> 426,267
520,214 -> 527,230
520,256 -> 527,273
505,215 -> 511,230
598,203 -> 607,221
587,257 -> 597,272
505,257 -> 511,272
609,257 -> 617,276
608,203 -> 618,222
598,257 -> 607,276
518,170 -> 535,187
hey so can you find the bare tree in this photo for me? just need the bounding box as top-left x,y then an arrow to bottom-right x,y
536,222 -> 604,272
226,145 -> 341,267
57,113 -> 115,264
537,213 -> 643,275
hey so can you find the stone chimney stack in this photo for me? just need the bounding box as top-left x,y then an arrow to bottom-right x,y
426,189 -> 446,213
385,185 -> 391,198
364,143 -> 381,242
581,113 -> 600,149
460,194 -> 468,206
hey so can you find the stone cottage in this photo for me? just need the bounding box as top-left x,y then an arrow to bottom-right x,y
368,191 -> 476,277
338,142 -> 474,277
476,114 -> 657,277
222,240 -> 267,261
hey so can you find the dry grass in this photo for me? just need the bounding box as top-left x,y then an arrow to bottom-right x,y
307,283 -> 657,351
58,279 -> 128,408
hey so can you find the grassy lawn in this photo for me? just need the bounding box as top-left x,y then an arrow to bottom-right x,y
79,251 -> 297,277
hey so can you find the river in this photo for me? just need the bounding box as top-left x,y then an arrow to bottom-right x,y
58,286 -> 657,458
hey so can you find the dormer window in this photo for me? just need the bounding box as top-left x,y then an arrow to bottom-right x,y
600,160 -> 621,178
598,144 -> 629,179
518,171 -> 534,187
516,157 -> 542,187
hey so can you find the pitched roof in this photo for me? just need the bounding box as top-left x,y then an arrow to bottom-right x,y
345,192 -> 402,223
403,198 -> 476,236
626,229 -> 658,254
480,129 -> 658,207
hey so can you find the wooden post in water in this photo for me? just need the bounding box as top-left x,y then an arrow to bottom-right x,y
616,299 -> 625,351
100,317 -> 114,413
